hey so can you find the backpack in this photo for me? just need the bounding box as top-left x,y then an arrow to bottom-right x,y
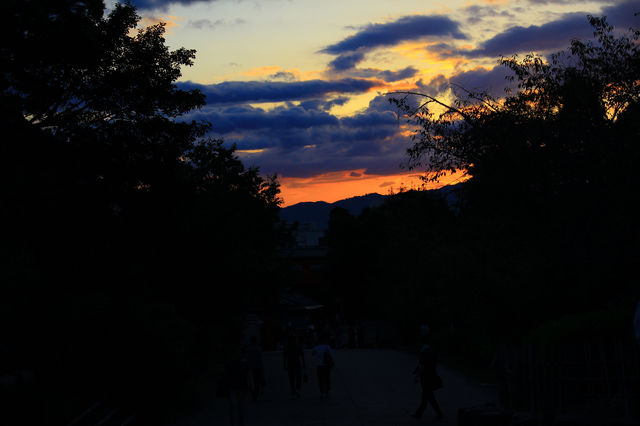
323,348 -> 334,368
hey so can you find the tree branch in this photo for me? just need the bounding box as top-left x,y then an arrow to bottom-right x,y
389,91 -> 477,124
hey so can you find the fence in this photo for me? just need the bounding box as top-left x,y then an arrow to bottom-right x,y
502,339 -> 640,422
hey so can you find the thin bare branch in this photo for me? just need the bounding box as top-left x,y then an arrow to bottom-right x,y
388,91 -> 477,124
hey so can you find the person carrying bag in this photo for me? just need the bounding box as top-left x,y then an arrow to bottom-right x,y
410,334 -> 444,421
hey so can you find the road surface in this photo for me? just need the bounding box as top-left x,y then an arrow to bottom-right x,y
180,349 -> 498,426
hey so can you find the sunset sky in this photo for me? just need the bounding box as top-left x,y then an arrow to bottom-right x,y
115,0 -> 639,206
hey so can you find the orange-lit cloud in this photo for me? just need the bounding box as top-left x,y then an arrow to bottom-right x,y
279,169 -> 469,206
138,15 -> 182,34
392,41 -> 470,68
370,80 -> 419,93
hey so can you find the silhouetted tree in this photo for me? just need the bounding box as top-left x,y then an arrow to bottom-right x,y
376,15 -> 640,361
326,190 -> 456,336
392,16 -> 639,206
1,1 -> 283,423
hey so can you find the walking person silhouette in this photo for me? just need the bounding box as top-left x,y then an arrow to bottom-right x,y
246,336 -> 265,401
312,334 -> 334,399
411,333 -> 444,422
283,334 -> 306,398
219,348 -> 250,426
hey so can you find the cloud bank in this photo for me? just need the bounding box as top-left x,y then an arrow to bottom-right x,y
418,66 -> 516,98
322,15 -> 467,55
447,1 -> 640,59
130,0 -> 215,11
183,90 -> 409,178
463,13 -> 594,58
322,15 -> 468,71
178,78 -> 381,104
174,0 -> 640,182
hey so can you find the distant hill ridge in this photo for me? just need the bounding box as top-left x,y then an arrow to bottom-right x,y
279,193 -> 387,230
280,184 -> 463,230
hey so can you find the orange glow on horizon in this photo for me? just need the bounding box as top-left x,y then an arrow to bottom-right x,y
279,169 -> 469,207
371,81 -> 419,93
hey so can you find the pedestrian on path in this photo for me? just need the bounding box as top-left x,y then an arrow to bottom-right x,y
219,348 -> 250,426
283,334 -> 306,398
312,335 -> 334,399
246,336 -> 265,402
411,334 -> 444,422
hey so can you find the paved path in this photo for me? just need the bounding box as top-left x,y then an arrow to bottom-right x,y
181,349 -> 498,426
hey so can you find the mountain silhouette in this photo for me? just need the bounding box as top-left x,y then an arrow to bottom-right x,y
280,184 -> 464,231
279,193 -> 387,231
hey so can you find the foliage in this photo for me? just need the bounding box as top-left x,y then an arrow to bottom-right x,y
1,1 -> 283,423
391,17 -> 640,202
326,190 -> 456,331
325,15 -> 640,373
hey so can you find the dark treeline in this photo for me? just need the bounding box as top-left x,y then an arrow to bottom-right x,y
326,16 -> 639,371
1,1 -> 284,424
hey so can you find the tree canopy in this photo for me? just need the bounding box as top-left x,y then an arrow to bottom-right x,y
1,1 -> 283,423
324,15 -> 640,372
391,16 -> 640,201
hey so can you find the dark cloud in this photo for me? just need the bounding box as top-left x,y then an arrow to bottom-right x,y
417,75 -> 448,97
341,110 -> 397,128
464,12 -> 592,58
178,78 -> 380,104
299,97 -> 350,111
244,139 -> 409,178
321,15 -> 467,71
377,66 -> 420,82
189,104 -> 339,135
456,1 -> 640,58
269,71 -> 297,82
333,66 -> 419,82
328,51 -> 367,71
418,66 -> 516,98
600,0 -> 640,28
130,0 -> 215,11
321,15 -> 468,55
426,42 -> 459,58
184,94 -> 411,178
448,67 -> 516,96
